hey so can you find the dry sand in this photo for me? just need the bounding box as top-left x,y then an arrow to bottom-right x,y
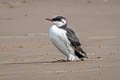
0,0 -> 120,80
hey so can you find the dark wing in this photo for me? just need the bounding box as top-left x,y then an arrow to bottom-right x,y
64,28 -> 88,58
64,28 -> 81,47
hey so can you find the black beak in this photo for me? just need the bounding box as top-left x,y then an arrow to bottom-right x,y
45,18 -> 52,21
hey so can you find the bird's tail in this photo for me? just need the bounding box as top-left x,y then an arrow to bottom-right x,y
74,46 -> 88,58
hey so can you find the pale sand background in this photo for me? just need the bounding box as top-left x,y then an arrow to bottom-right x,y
0,0 -> 120,80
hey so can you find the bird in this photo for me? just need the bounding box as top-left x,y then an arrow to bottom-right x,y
46,16 -> 88,61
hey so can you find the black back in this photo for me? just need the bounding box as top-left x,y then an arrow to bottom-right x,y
61,27 -> 88,58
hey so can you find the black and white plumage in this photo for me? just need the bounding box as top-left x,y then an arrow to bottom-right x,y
46,16 -> 88,61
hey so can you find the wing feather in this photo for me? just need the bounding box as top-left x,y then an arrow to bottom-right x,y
64,28 -> 81,47
63,27 -> 88,58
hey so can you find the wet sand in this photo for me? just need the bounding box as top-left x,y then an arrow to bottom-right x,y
0,0 -> 120,80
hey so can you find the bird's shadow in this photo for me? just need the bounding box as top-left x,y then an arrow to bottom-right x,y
2,59 -> 70,65
2,58 -> 95,65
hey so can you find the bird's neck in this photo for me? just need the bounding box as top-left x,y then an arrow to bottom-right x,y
52,24 -> 67,29
60,24 -> 67,28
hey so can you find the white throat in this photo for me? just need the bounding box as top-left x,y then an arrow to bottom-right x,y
53,19 -> 67,27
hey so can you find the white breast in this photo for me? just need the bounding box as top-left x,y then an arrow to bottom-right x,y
49,25 -> 67,42
48,25 -> 79,61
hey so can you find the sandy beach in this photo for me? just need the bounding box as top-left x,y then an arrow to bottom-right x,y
0,0 -> 120,80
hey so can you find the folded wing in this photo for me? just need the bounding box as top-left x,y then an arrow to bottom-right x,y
63,28 -> 88,58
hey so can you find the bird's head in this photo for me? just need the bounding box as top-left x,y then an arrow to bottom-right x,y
46,16 -> 67,27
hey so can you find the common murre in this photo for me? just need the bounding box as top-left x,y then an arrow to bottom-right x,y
46,16 -> 88,61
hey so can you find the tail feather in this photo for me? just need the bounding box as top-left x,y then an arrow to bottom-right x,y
74,46 -> 88,58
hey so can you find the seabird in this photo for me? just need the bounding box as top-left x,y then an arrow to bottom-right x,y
46,16 -> 88,61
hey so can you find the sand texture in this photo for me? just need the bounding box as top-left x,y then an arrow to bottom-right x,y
0,0 -> 120,80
